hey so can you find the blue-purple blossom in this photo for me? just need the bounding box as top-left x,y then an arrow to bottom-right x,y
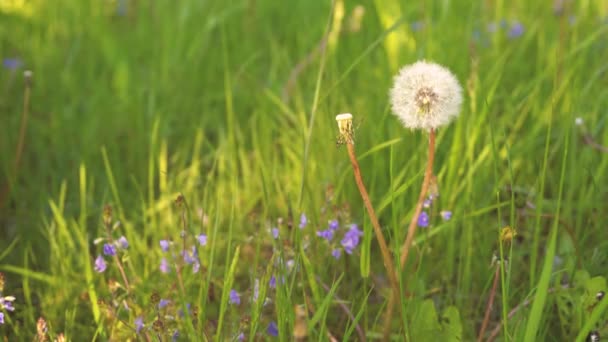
160,258 -> 170,274
159,299 -> 170,309
329,220 -> 339,231
2,58 -> 22,70
135,316 -> 144,333
0,297 -> 15,312
508,22 -> 524,38
229,289 -> 240,305
237,332 -> 245,341
341,224 -> 363,254
192,260 -> 200,273
441,210 -> 452,221
299,213 -> 307,229
103,243 -> 117,256
269,276 -> 276,289
271,228 -> 279,239
267,321 -> 279,337
172,330 -> 179,342
410,20 -> 424,32
178,303 -> 192,317
160,240 -> 170,252
316,228 -> 334,241
417,211 -> 429,228
331,249 -> 341,260
423,198 -> 432,208
117,236 -> 129,249
197,234 -> 207,246
94,255 -> 107,273
0,312 -> 4,324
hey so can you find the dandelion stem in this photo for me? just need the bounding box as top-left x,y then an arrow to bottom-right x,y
478,266 -> 500,342
345,142 -> 400,339
399,129 -> 436,269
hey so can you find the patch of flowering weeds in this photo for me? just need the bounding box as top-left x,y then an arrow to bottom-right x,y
0,273 -> 16,325
417,194 -> 452,228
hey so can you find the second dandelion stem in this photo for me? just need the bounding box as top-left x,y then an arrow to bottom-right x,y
400,129 -> 436,269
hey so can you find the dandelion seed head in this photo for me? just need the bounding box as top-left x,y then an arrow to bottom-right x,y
390,61 -> 463,131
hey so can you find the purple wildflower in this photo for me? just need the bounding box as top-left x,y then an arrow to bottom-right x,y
271,227 -> 279,239
441,210 -> 452,221
117,236 -> 129,249
160,240 -> 170,252
178,303 -> 191,317
417,211 -> 429,227
237,332 -> 245,341
229,289 -> 240,305
299,213 -> 307,229
160,258 -> 170,274
508,22 -> 524,38
331,249 -> 341,260
269,276 -> 276,289
135,316 -> 144,333
197,234 -> 207,246
329,220 -> 339,231
2,58 -> 22,70
341,224 -> 363,254
0,312 -> 3,324
267,321 -> 279,337
172,330 -> 179,342
411,20 -> 424,32
316,228 -> 334,241
0,297 -> 15,312
192,260 -> 200,273
103,243 -> 117,256
159,299 -> 170,309
94,255 -> 107,273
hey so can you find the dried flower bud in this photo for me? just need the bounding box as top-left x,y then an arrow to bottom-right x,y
390,61 -> 463,131
335,113 -> 354,145
36,317 -> 48,342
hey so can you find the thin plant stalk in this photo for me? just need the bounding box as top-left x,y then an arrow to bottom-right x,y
345,142 -> 400,297
399,129 -> 436,269
336,114 -> 400,339
478,265 -> 500,342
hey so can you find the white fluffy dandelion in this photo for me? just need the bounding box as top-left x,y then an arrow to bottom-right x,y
389,61 -> 463,131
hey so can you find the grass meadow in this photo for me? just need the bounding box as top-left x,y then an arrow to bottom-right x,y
1,0 -> 608,340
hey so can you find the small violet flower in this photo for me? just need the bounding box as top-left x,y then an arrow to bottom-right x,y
508,22 -> 524,38
269,276 -> 277,289
94,255 -> 107,273
267,321 -> 279,337
117,236 -> 129,249
328,220 -> 339,231
316,228 -> 334,241
135,316 -> 144,334
331,249 -> 341,260
160,258 -> 170,274
2,58 -> 22,70
271,227 -> 279,239
197,234 -> 207,246
298,213 -> 307,229
103,243 -> 117,257
0,296 -> 15,312
341,224 -> 363,254
172,330 -> 179,342
159,299 -> 170,309
160,240 -> 170,252
229,289 -> 241,305
441,210 -> 452,221
0,312 -> 3,325
417,211 -> 430,227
